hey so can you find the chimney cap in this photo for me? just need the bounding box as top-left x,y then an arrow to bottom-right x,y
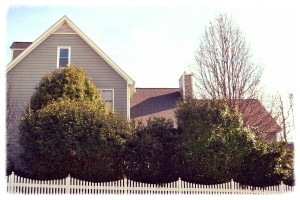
183,70 -> 193,75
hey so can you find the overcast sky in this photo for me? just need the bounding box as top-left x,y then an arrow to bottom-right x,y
3,1 -> 298,97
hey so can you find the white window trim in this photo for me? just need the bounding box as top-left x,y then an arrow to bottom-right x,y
100,89 -> 114,109
57,46 -> 71,68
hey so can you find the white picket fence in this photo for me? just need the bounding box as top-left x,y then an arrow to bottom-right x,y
7,172 -> 294,195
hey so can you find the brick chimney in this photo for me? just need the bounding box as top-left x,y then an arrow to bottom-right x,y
10,42 -> 32,60
179,72 -> 194,100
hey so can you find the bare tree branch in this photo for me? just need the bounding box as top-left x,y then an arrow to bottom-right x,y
272,92 -> 294,142
195,14 -> 262,103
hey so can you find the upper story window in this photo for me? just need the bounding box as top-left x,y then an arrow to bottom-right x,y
101,89 -> 114,109
57,46 -> 71,67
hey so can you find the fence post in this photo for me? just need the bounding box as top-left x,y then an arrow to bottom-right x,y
124,177 -> 127,195
279,181 -> 284,193
8,171 -> 16,193
66,174 -> 71,194
230,179 -> 234,194
177,177 -> 182,194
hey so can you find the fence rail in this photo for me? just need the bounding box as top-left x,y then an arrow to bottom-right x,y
7,172 -> 294,195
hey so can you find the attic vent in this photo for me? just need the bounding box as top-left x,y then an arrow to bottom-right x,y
53,22 -> 76,34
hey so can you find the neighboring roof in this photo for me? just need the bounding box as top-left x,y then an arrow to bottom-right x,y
130,88 -> 181,125
130,91 -> 281,137
10,42 -> 32,49
6,15 -> 135,94
232,99 -> 282,135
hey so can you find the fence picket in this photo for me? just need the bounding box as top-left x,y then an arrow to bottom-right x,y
26,178 -> 29,194
52,179 -> 55,194
36,179 -> 39,194
30,178 -> 33,194
100,180 -> 103,194
19,177 -> 23,194
61,178 -> 64,194
10,172 -> 14,193
34,179 -> 37,194
71,177 -> 74,194
55,179 -> 58,194
16,175 -> 19,193
57,179 -> 60,194
31,178 -> 34,194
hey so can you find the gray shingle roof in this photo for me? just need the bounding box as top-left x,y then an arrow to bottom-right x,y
130,88 -> 181,125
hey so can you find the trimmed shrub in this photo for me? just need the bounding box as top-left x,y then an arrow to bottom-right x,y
175,98 -> 293,186
20,97 -> 131,181
176,99 -> 256,184
29,65 -> 103,111
19,65 -> 132,181
124,117 -> 183,183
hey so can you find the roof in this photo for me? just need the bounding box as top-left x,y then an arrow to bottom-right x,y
231,99 -> 282,136
10,42 -> 32,49
130,88 -> 181,125
130,90 -> 281,137
6,15 -> 135,95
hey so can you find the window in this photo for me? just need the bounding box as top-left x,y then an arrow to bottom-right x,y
57,47 -> 71,67
101,89 -> 114,109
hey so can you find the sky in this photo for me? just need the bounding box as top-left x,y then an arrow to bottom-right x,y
1,0 -> 299,198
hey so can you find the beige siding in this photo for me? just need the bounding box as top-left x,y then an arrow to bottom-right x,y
54,22 -> 76,34
7,33 -> 128,170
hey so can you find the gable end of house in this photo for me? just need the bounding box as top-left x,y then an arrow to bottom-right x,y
6,15 -> 135,89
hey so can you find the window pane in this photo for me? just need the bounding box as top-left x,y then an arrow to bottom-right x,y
60,48 -> 69,57
102,90 -> 113,100
101,90 -> 113,109
106,101 -> 113,108
59,58 -> 68,67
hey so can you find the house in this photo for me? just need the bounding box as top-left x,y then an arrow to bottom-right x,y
6,16 -> 281,171
131,72 -> 281,141
6,15 -> 135,170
